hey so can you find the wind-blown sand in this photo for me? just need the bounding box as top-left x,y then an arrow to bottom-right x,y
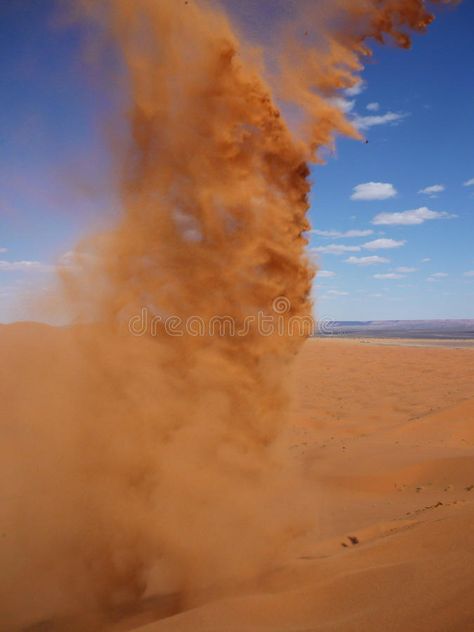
2,332 -> 474,631
129,338 -> 474,632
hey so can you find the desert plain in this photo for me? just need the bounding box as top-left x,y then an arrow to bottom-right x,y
137,337 -> 474,632
2,327 -> 474,631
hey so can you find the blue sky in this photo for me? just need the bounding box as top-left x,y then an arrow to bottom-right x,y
0,1 -> 473,322
307,2 -> 474,320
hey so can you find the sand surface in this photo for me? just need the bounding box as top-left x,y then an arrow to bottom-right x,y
317,336 -> 474,349
2,331 -> 474,631
128,338 -> 474,632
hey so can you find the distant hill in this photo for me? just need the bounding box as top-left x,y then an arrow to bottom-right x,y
315,320 -> 474,339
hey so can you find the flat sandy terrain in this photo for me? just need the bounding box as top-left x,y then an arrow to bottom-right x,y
132,338 -> 474,631
2,332 -> 474,630
318,336 -> 474,349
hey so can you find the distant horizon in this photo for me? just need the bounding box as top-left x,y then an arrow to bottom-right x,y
1,317 -> 474,326
327,318 -> 474,323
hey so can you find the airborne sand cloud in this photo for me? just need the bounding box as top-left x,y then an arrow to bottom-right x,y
0,0 -> 453,628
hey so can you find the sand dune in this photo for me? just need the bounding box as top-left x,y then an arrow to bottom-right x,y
127,338 -> 474,631
2,333 -> 474,631
134,504 -> 474,632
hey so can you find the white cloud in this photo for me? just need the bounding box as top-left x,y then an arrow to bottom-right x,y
373,273 -> 405,280
326,289 -> 349,296
427,272 -> 448,282
0,260 -> 47,272
317,270 -> 336,278
419,184 -> 445,196
362,238 -> 406,250
353,111 -> 407,131
0,248 -> 7,254
366,102 -> 380,112
345,80 -> 366,97
310,229 -> 374,239
58,251 -> 77,267
351,182 -> 397,201
345,255 -> 390,266
329,97 -> 355,114
463,178 -> 474,187
395,266 -> 417,273
372,207 -> 456,225
312,244 -> 361,255
421,258 -> 431,263
58,249 -> 98,269
464,271 -> 474,277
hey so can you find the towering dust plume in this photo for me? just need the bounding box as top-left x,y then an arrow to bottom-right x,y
0,0 -> 454,628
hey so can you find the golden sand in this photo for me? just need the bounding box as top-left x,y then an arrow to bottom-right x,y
133,338 -> 474,631
2,333 -> 474,630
